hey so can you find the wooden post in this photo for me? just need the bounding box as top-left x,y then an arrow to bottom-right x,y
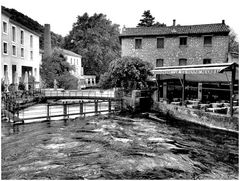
230,65 -> 236,117
119,99 -> 124,111
156,74 -> 160,102
47,103 -> 50,121
17,103 -> 19,118
95,100 -> 98,114
108,99 -> 111,113
163,82 -> 167,99
80,101 -> 83,115
198,82 -> 203,101
63,102 -> 68,119
182,74 -> 186,106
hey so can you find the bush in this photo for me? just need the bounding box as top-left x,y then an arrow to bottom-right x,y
18,82 -> 25,91
1,79 -> 5,92
99,56 -> 153,90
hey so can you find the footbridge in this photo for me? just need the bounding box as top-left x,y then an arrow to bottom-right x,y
41,89 -> 120,100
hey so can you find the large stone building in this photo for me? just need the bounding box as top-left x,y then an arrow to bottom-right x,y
119,20 -> 238,103
1,9 -> 41,89
120,20 -> 230,68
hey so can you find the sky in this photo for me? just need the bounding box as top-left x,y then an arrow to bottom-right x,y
1,0 -> 240,38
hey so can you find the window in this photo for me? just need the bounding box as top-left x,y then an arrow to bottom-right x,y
204,36 -> 212,46
21,48 -> 24,57
12,26 -> 16,42
157,38 -> 164,48
30,51 -> 33,60
3,21 -> 7,34
179,37 -> 187,46
203,59 -> 211,64
30,35 -> 33,48
179,59 -> 187,66
12,45 -> 16,56
3,42 -> 8,54
135,39 -> 142,49
20,30 -> 24,45
156,59 -> 164,67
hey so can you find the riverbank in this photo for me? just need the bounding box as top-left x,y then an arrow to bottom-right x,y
152,102 -> 239,133
1,114 -> 238,179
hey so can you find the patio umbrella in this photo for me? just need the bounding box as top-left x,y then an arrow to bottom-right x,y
14,72 -> 18,90
4,71 -> 9,92
24,71 -> 29,91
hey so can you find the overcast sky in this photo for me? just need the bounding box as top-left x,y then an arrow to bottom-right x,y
1,0 -> 240,38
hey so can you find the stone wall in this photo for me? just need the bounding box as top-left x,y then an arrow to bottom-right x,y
121,35 -> 229,67
152,102 -> 238,132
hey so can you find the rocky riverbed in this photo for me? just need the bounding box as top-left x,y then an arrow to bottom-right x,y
1,114 -> 238,179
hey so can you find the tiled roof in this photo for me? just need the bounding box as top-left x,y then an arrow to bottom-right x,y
54,48 -> 82,58
120,23 -> 230,37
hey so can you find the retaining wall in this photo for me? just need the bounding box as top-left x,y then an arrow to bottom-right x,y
152,102 -> 239,132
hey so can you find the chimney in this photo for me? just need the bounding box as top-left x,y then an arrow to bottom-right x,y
43,24 -> 52,58
222,20 -> 225,24
173,19 -> 176,26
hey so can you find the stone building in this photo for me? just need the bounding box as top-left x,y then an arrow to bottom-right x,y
1,9 -> 41,89
120,20 -> 230,68
119,20 -> 238,103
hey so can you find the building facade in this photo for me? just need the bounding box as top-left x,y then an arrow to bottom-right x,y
55,48 -> 96,89
120,20 -> 230,68
119,20 -> 237,103
1,9 -> 41,89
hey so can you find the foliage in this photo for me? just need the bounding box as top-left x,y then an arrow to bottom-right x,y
153,21 -> 166,27
1,79 -> 5,92
40,50 -> 78,90
2,6 -> 63,49
229,30 -> 239,54
18,82 -> 26,91
62,12 -> 121,80
99,56 -> 153,90
8,84 -> 16,92
137,10 -> 166,27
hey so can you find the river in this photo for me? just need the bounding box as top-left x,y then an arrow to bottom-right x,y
1,114 -> 238,179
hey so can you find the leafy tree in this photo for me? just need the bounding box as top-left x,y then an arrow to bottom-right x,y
229,30 -> 239,53
153,21 -> 166,27
62,13 -> 121,80
40,50 -> 78,90
99,56 -> 153,90
138,10 -> 155,27
137,10 -> 166,27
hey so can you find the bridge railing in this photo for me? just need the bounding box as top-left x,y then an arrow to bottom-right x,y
41,89 -> 115,98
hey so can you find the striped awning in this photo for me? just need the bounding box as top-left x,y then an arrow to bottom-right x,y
152,62 -> 237,75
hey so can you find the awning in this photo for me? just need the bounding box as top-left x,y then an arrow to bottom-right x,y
158,73 -> 239,83
152,62 -> 238,75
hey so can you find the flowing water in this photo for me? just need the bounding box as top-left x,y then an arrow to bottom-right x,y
1,114 -> 238,180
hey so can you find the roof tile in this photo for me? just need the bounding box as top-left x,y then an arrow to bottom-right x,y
120,23 -> 230,37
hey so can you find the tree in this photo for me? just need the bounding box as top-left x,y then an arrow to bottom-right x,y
153,21 -> 166,27
62,13 -> 121,80
40,50 -> 78,89
229,30 -> 239,53
99,56 -> 153,90
137,10 -> 155,27
137,10 -> 166,27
